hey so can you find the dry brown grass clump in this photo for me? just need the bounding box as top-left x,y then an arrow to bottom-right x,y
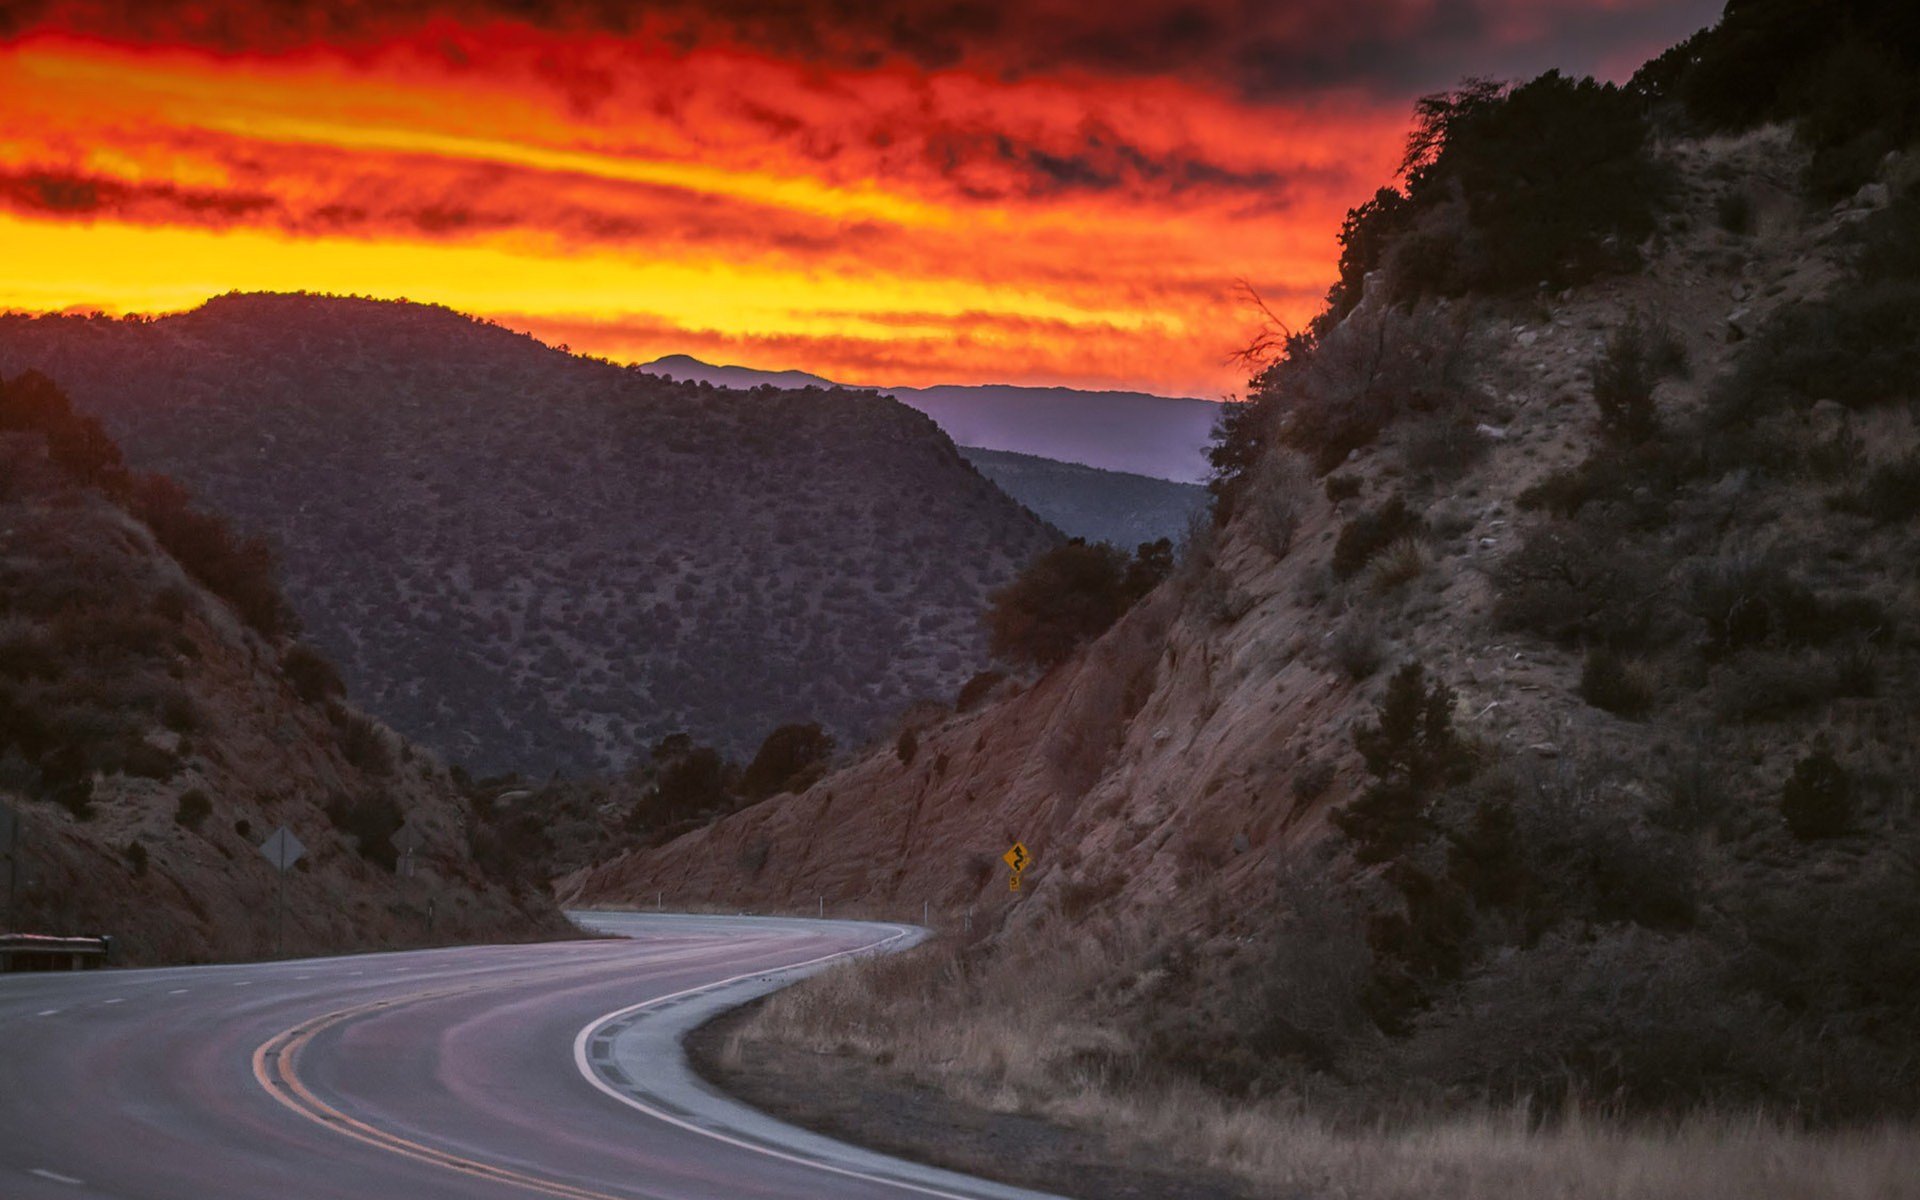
730,937 -> 1920,1200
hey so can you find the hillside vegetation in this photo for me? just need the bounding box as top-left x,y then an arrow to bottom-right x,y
1,371 -> 565,962
0,298 -> 1058,774
567,4 -> 1920,1195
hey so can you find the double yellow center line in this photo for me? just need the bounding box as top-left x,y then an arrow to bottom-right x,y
251,986 -> 646,1200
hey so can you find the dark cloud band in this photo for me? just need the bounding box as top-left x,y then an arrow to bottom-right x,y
5,1 -> 1724,98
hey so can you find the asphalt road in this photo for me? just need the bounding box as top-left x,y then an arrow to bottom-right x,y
0,913 -> 1062,1200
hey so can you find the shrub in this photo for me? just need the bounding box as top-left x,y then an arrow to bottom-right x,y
1323,473 -> 1362,503
151,586 -> 189,623
954,670 -> 1005,713
1327,615 -> 1383,680
1444,796 -> 1532,911
1709,651 -> 1841,723
1687,555 -> 1889,658
633,741 -> 732,827
53,777 -> 95,821
1246,868 -> 1376,1069
1579,648 -> 1657,717
174,788 -> 212,829
1365,72 -> 1668,304
1121,538 -> 1174,601
114,741 -> 181,781
1495,521 -> 1664,648
1834,452 -> 1920,523
1832,640 -> 1880,698
1335,779 -> 1430,867
124,839 -> 148,875
1781,739 -> 1852,840
1332,495 -> 1423,579
324,792 -> 403,871
1254,305 -> 1475,473
1591,314 -> 1687,446
159,692 -> 200,734
1716,189 -> 1754,234
1292,759 -> 1336,802
1354,662 -> 1469,789
1364,536 -> 1430,592
895,727 -> 918,765
1712,281 -> 1920,425
1334,662 -> 1471,864
334,711 -> 394,776
1399,419 -> 1490,480
1247,454 -> 1312,558
131,474 -> 299,638
985,540 -> 1132,670
1204,395 -> 1278,518
281,644 -> 345,704
0,371 -> 130,496
740,722 -> 834,799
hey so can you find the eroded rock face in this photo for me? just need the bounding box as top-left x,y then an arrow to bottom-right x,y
567,126 -> 1918,1058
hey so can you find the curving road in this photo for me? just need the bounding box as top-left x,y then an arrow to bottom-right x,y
0,913 -> 1062,1200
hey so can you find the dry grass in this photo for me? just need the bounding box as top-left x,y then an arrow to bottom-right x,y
731,936 -> 1920,1200
1366,536 -> 1431,592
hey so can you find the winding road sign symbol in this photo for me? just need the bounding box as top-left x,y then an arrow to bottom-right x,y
1002,843 -> 1029,872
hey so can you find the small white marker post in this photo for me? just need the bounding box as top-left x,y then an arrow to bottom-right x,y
393,819 -> 424,881
258,826 -> 307,958
1,801 -> 20,926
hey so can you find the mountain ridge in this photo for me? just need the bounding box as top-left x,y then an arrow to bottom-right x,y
0,295 -> 1061,776
640,354 -> 1221,484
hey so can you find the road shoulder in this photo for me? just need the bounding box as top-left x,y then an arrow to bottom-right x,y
685,1000 -> 1266,1200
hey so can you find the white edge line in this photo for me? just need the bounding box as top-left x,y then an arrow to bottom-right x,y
573,923 -> 1005,1200
29,1167 -> 84,1184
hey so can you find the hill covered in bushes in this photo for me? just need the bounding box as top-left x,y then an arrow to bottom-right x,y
1,370 -> 566,962
0,297 -> 1060,774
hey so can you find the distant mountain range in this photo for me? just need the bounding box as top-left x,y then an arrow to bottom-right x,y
0,296 -> 1060,776
957,448 -> 1206,550
641,354 -> 1222,484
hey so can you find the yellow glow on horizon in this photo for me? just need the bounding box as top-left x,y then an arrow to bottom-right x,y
0,214 -> 1169,343
0,27 -> 1412,396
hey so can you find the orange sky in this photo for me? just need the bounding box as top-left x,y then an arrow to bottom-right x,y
0,2 -> 1720,397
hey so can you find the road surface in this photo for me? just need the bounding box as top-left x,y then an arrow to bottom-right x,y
0,912 -> 1063,1200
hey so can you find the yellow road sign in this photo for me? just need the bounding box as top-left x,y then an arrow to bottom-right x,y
1002,843 -> 1029,872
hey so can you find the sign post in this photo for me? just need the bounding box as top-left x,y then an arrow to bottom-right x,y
393,820 -> 424,880
1003,842 -> 1030,892
1,802 -> 19,926
258,826 -> 306,958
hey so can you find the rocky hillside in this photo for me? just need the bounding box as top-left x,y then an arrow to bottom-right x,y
0,299 -> 1060,775
1,372 -> 566,963
567,90 -> 1920,1119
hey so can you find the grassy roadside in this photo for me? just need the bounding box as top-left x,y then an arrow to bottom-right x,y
702,936 -> 1920,1200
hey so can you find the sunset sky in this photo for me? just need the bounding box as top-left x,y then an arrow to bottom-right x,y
1,1 -> 1721,397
